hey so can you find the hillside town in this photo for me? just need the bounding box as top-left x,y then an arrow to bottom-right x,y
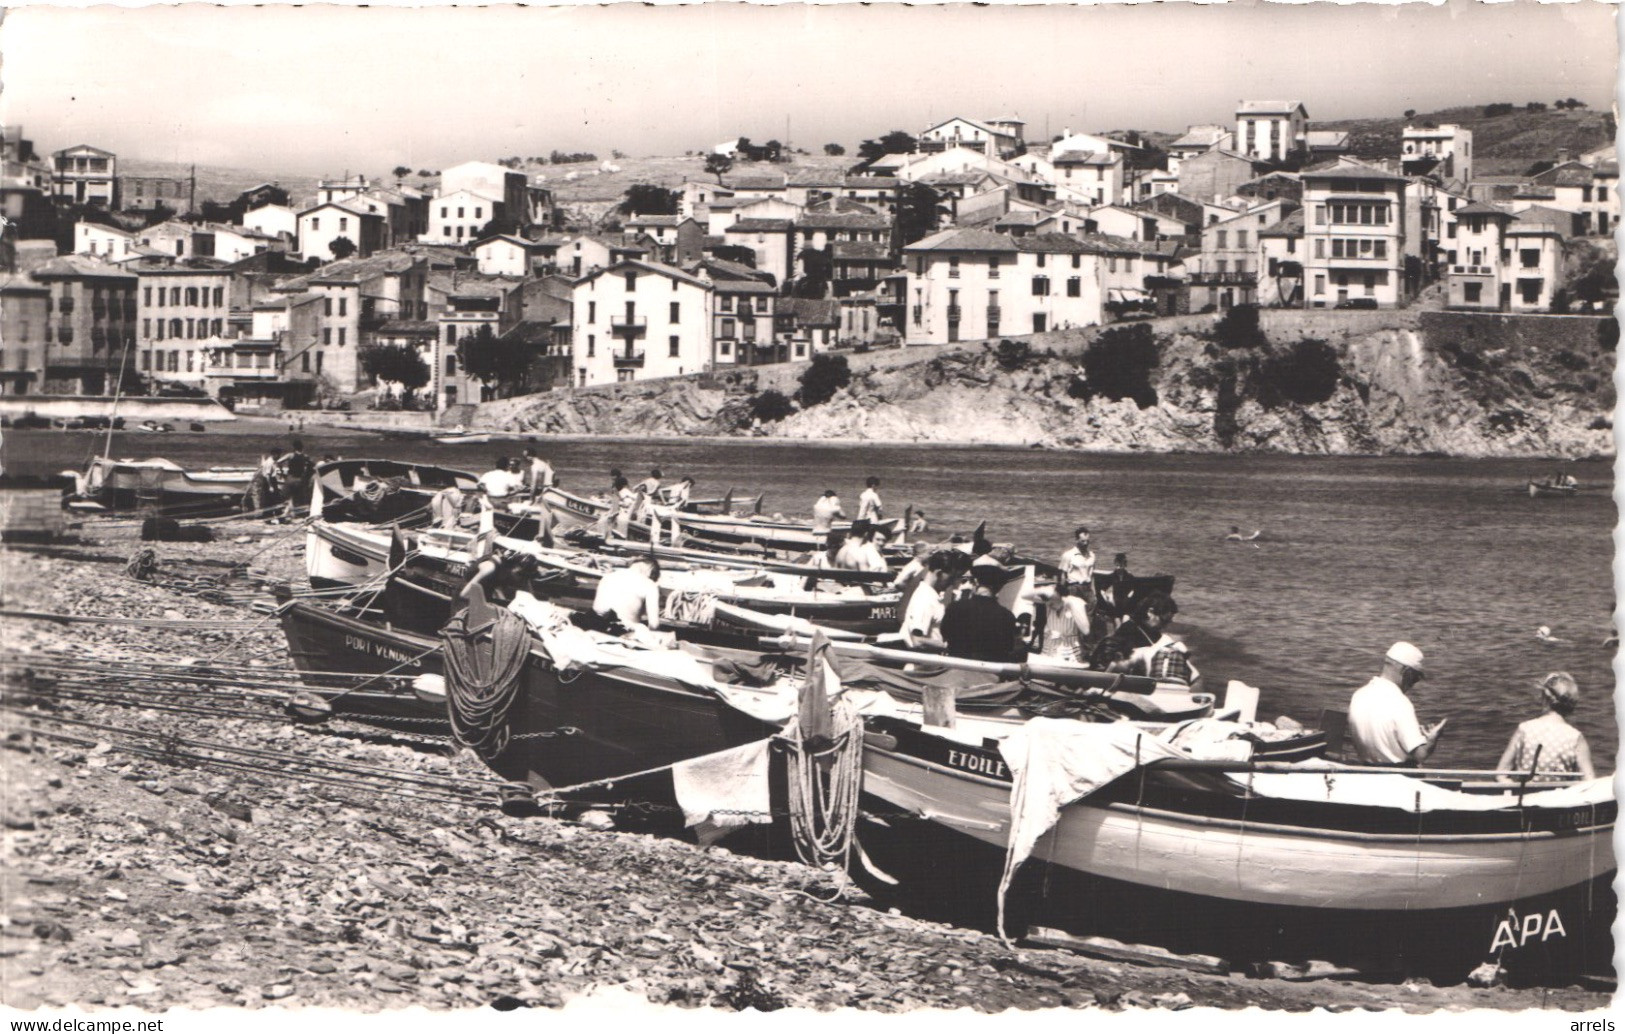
1,101 -> 1616,418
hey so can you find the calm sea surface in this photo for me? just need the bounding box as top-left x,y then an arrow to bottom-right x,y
6,427 -> 1617,771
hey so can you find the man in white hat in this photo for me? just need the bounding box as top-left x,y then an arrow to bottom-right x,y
1347,642 -> 1448,767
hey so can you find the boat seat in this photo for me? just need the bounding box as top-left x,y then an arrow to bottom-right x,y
1317,707 -> 1350,760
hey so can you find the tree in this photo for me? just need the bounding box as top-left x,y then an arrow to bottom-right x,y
823,143 -> 845,157
704,152 -> 733,183
416,169 -> 434,178
761,139 -> 785,163
456,324 -> 533,397
796,354 -> 851,407
359,343 -> 430,403
709,244 -> 757,268
477,214 -> 522,240
329,236 -> 357,260
1526,101 -> 1548,113
857,130 -> 918,163
392,165 -> 412,180
619,184 -> 680,216
1403,109 -> 1417,119
895,182 -> 942,247
749,389 -> 795,423
793,247 -> 833,298
1213,303 -> 1268,350
1079,323 -> 1159,409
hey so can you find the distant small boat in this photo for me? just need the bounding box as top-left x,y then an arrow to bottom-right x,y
431,430 -> 536,445
1528,479 -> 1579,498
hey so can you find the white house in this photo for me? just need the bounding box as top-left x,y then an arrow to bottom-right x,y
919,117 -> 1024,158
425,188 -> 502,244
1187,199 -> 1293,310
902,228 -> 1112,344
1520,161 -> 1617,236
1446,203 -> 1567,312
1085,205 -> 1186,242
1301,157 -> 1408,308
1167,125 -> 1234,175
74,221 -> 136,259
473,234 -> 555,278
1401,124 -> 1473,182
1235,101 -> 1309,163
439,161 -> 529,225
297,201 -> 386,262
243,203 -> 298,242
1050,151 -> 1125,207
570,259 -> 714,386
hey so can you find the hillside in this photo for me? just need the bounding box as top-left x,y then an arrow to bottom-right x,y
1319,104 -> 1614,165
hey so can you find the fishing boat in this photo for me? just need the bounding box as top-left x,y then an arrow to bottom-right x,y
852,716 -> 1615,985
68,457 -> 256,517
1528,478 -> 1579,498
312,459 -> 479,526
305,521 -> 907,636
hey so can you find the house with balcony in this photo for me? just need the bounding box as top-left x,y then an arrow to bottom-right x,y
918,116 -> 1025,158
1235,101 -> 1309,163
51,145 -> 119,207
1301,158 -> 1409,307
136,265 -> 237,389
1446,203 -> 1567,312
697,259 -> 777,367
1521,161 -> 1617,236
32,256 -> 138,395
570,259 -> 713,387
1189,199 -> 1294,310
429,272 -> 523,406
0,273 -> 49,395
208,296 -> 323,409
298,201 -> 387,262
1401,124 -> 1473,182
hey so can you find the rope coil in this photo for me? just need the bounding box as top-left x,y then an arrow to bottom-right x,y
439,607 -> 530,761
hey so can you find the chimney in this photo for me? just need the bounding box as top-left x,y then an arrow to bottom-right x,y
1556,148 -> 1572,164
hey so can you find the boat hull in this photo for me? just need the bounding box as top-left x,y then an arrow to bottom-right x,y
82,458 -> 253,517
854,722 -> 1616,984
278,602 -> 776,790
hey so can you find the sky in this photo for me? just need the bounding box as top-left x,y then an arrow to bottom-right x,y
1,1 -> 1617,177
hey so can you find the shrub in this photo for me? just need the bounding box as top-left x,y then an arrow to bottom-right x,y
748,389 -> 795,423
994,338 -> 1033,371
1599,317 -> 1618,352
1079,323 -> 1159,408
1549,288 -> 1572,314
1255,340 -> 1342,408
796,354 -> 851,407
1213,304 -> 1269,350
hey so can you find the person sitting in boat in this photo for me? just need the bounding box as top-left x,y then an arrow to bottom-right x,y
663,476 -> 694,511
430,483 -> 468,529
478,456 -> 521,507
899,553 -> 961,650
1025,579 -> 1092,663
940,565 -> 1023,663
521,447 -> 554,493
1347,642 -> 1446,768
460,550 -> 539,610
908,508 -> 929,536
278,439 -> 315,520
1495,672 -> 1595,781
590,557 -> 662,635
639,468 -> 663,500
1094,593 -> 1198,688
837,523 -> 888,573
1095,553 -> 1134,632
802,530 -> 847,591
857,476 -> 884,523
812,490 -> 845,540
890,542 -> 932,601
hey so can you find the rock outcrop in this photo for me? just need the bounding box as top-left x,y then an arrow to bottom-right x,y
480,312 -> 1616,458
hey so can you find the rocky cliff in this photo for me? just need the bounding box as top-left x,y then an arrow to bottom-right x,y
479,311 -> 1616,458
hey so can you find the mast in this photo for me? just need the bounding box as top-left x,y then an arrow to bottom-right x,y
102,329 -> 137,461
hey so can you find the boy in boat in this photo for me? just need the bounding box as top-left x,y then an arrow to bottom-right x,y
639,468 -> 663,499
899,553 -> 960,650
590,557 -> 662,635
890,542 -> 932,600
521,447 -> 555,493
857,477 -> 884,522
478,456 -> 521,508
812,490 -> 845,539
940,565 -> 1023,663
1346,642 -> 1446,768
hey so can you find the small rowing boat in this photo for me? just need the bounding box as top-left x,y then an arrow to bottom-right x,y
69,457 -> 255,517
1528,479 -> 1579,498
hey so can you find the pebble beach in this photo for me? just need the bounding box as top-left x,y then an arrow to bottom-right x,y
0,516 -> 1613,1016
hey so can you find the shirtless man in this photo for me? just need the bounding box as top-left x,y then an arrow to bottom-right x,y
812,490 -> 845,536
592,557 -> 662,633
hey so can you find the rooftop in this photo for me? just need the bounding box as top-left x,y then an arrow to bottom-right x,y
726,218 -> 795,233
1236,100 -> 1306,116
31,255 -> 137,281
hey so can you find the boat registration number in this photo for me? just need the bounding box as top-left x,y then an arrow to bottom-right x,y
343,634 -> 425,669
1489,909 -> 1566,952
869,605 -> 896,621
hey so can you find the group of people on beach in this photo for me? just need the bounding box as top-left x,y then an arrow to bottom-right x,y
247,439 -> 315,519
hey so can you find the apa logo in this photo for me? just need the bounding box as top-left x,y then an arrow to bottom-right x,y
1489,908 -> 1567,952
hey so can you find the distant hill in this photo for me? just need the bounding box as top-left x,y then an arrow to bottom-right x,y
119,160 -> 326,208
1316,104 -> 1614,167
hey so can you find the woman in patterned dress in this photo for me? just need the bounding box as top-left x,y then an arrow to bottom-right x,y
1495,672 -> 1595,780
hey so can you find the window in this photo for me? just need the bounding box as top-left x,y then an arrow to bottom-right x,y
1071,254 -> 1081,269
721,318 -> 735,337
1216,259 -> 1228,273
1031,276 -> 1050,297
475,208 -> 482,220
155,321 -> 166,341
1286,238 -> 1296,254
169,318 -> 182,338
301,352 -> 311,373
719,295 -> 734,313
1599,186 -> 1609,203
587,334 -> 596,357
1464,282 -> 1482,303
1521,248 -> 1540,268
669,302 -> 680,323
1033,313 -> 1047,333
440,207 -> 448,218
323,328 -> 332,345
1236,230 -> 1248,248
316,352 -> 323,374
140,350 -> 150,370
1314,274 -> 1326,295
325,298 -> 333,316
339,297 -> 347,317
170,287 -> 181,305
1314,239 -> 1325,259
457,208 -> 465,218
338,328 -> 346,346
1216,230 -> 1228,248
720,341 -> 731,357
1035,253 -> 1046,268
669,335 -> 680,357
445,354 -> 456,375
588,301 -> 597,323
311,218 -> 320,231
1065,277 -> 1081,298
988,256 -> 1000,278
142,287 -> 151,306
1315,206 -> 1326,226
142,319 -> 151,339
213,287 -> 223,308
948,256 -> 960,278
625,272 -> 637,290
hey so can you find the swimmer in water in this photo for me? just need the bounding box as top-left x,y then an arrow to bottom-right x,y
1225,525 -> 1262,545
1535,625 -> 1567,645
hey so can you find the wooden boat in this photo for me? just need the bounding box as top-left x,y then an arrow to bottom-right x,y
312,459 -> 479,527
537,485 -> 904,554
1528,479 -> 1579,498
71,456 -> 255,517
852,717 -> 1616,985
305,521 -> 906,636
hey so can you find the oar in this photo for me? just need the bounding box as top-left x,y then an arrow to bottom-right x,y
759,634 -> 1160,694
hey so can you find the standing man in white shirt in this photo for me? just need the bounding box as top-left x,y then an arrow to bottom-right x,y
1059,525 -> 1096,592
1347,642 -> 1447,767
478,456 -> 522,509
899,555 -> 958,649
521,447 -> 555,494
857,477 -> 884,523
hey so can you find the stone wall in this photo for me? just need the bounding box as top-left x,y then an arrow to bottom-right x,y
1419,311 -> 1613,354
300,410 -> 440,431
0,396 -> 237,423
